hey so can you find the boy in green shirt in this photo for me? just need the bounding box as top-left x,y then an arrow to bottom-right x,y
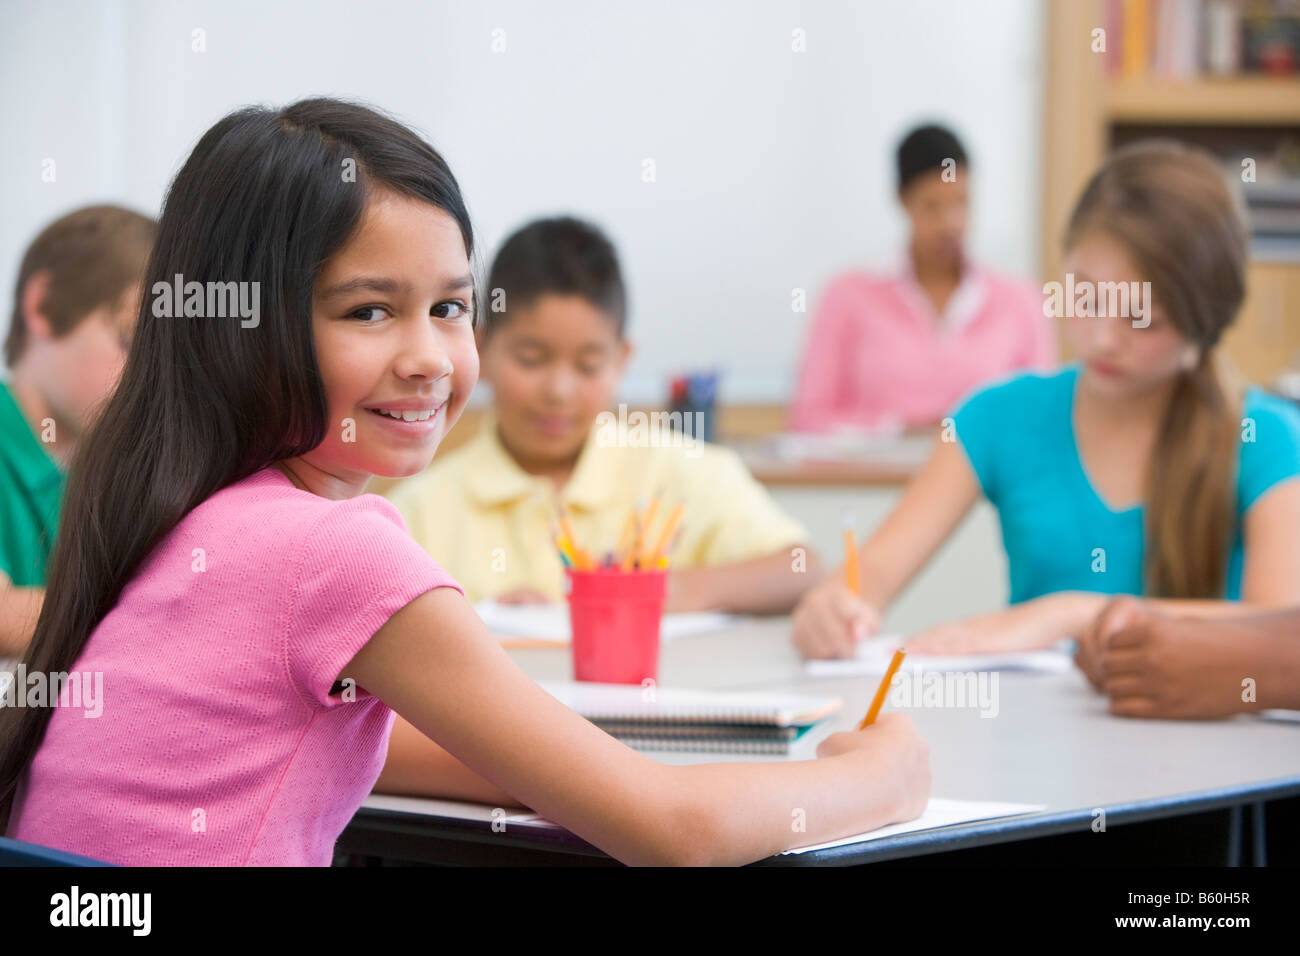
0,205 -> 156,653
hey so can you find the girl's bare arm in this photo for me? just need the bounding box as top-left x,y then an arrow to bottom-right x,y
343,587 -> 928,866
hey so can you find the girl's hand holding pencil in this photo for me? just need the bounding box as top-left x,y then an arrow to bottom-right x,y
790,509 -> 881,659
790,575 -> 881,660
813,588 -> 928,824
815,712 -> 931,823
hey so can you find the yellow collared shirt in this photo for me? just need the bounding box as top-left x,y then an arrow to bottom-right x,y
386,417 -> 809,603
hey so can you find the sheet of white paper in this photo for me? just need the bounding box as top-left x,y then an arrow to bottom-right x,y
782,798 -> 1044,854
805,635 -> 1075,676
360,793 -> 1042,856
362,793 -> 558,828
474,600 -> 737,644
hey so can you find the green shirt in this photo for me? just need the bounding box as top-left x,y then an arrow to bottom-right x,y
0,382 -> 65,586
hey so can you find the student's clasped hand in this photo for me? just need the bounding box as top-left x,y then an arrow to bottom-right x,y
1074,595 -> 1146,692
791,576 -> 881,659
1076,596 -> 1253,720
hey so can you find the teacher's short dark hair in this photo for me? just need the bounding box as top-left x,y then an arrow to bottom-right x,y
897,124 -> 968,193
484,216 -> 627,339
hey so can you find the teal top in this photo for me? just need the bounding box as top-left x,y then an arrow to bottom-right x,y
951,364 -> 1300,602
0,381 -> 66,586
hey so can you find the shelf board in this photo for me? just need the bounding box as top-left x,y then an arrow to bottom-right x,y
1106,77 -> 1300,125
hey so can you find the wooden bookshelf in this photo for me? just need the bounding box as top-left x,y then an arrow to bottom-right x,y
1106,77 -> 1300,124
1042,0 -> 1300,385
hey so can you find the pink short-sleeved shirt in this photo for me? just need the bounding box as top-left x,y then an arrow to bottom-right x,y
790,262 -> 1057,431
9,466 -> 460,866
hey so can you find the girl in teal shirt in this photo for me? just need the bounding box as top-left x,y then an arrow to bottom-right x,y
953,363 -> 1300,605
794,141 -> 1300,658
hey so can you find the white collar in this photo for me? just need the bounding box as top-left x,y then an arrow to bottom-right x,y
895,255 -> 988,335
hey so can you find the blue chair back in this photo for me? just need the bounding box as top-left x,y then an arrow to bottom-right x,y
0,836 -> 113,866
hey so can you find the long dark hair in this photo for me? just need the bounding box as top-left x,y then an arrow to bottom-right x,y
0,98 -> 475,832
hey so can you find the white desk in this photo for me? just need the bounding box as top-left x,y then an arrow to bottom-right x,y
343,618 -> 1300,865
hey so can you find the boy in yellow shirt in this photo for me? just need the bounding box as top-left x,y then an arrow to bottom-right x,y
387,216 -> 821,614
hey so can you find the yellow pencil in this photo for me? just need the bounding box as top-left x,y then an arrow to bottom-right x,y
557,508 -> 594,569
620,506 -> 643,572
627,495 -> 659,570
857,648 -> 906,729
644,503 -> 684,566
614,511 -> 637,566
641,495 -> 661,533
552,534 -> 575,569
557,509 -> 579,549
635,495 -> 661,559
553,530 -> 580,569
842,511 -> 860,596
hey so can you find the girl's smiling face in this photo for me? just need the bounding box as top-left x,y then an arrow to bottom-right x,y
298,188 -> 478,492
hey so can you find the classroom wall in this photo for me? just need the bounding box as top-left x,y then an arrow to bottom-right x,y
0,0 -> 1044,402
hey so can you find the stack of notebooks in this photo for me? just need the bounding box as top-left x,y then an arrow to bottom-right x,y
538,681 -> 842,755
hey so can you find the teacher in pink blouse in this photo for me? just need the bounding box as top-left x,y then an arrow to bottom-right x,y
791,124 -> 1057,432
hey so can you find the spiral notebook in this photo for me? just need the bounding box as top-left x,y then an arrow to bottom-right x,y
539,680 -> 841,755
589,723 -> 819,755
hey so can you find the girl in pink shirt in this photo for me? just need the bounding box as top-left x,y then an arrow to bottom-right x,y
0,98 -> 929,866
791,125 -> 1057,431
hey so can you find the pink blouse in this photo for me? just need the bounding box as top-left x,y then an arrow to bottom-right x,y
791,262 -> 1057,431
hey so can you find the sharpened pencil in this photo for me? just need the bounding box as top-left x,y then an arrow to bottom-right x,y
858,648 -> 905,729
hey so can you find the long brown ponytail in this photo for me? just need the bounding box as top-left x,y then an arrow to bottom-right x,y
1066,141 -> 1249,598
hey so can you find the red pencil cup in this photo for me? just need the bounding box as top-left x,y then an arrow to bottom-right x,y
566,567 -> 667,685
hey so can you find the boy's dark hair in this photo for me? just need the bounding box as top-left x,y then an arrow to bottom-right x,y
896,124 -> 968,193
484,216 -> 626,338
6,205 -> 158,367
